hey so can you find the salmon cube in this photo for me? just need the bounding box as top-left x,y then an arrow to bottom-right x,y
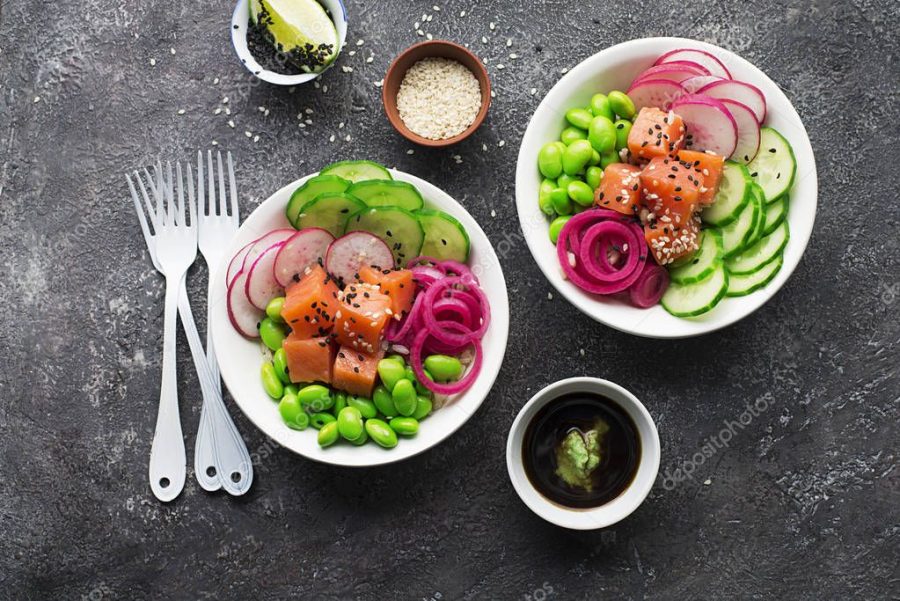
627,107 -> 686,160
594,163 -> 642,216
639,156 -> 701,220
333,283 -> 392,353
644,216 -> 700,266
332,345 -> 384,397
358,266 -> 416,317
282,333 -> 337,384
281,265 -> 340,338
676,149 -> 724,205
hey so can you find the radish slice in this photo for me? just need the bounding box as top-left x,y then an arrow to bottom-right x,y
240,229 -> 294,274
227,271 -> 264,338
226,240 -> 256,288
273,228 -> 334,287
719,99 -> 761,163
681,75 -> 724,93
697,79 -> 767,123
325,232 -> 394,284
626,79 -> 686,111
244,242 -> 286,309
656,48 -> 732,79
660,60 -> 712,75
633,64 -> 707,86
670,94 -> 738,157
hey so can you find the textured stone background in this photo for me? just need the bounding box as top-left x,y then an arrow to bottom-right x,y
1,0 -> 898,599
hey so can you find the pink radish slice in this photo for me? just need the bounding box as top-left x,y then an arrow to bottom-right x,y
681,75 -> 724,93
240,229 -> 295,274
632,64 -> 707,86
655,60 -> 711,75
670,94 -> 738,157
273,228 -> 334,287
698,79 -> 767,123
626,79 -> 686,111
228,271 -> 264,338
325,232 -> 394,284
226,240 -> 257,288
656,48 -> 732,79
719,99 -> 761,163
244,242 -> 286,309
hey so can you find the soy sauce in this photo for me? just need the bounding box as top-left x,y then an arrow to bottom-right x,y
522,393 -> 641,508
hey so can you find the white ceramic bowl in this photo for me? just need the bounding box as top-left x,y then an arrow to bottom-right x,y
210,170 -> 509,467
506,377 -> 660,530
231,0 -> 348,86
515,37 -> 818,338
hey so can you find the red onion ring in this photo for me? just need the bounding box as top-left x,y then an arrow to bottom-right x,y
628,260 -> 670,308
579,221 -> 640,283
411,323 -> 483,395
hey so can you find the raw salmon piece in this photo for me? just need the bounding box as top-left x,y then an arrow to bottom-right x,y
282,333 -> 337,384
627,107 -> 686,160
639,156 -> 701,220
332,345 -> 384,397
333,283 -> 392,354
281,264 -> 340,338
358,265 -> 416,317
644,216 -> 700,265
675,149 -> 724,204
594,163 -> 643,216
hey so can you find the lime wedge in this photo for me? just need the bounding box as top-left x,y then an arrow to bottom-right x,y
250,0 -> 339,72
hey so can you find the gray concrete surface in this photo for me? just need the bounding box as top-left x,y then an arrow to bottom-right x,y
1,0 -> 898,599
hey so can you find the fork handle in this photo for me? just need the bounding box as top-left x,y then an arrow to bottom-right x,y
149,273 -> 187,502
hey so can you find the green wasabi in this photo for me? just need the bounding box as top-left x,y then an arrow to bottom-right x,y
554,420 -> 609,491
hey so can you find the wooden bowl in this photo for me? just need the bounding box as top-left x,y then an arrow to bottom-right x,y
382,40 -> 491,147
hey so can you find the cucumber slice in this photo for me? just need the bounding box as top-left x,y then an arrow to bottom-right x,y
719,187 -> 761,258
763,195 -> 789,236
701,161 -> 751,227
347,180 -> 425,211
747,184 -> 767,246
345,206 -> 425,266
726,254 -> 783,297
295,193 -> 367,237
668,229 -> 722,285
320,160 -> 392,183
725,220 -> 789,275
661,263 -> 729,317
286,175 -> 351,226
747,127 -> 796,202
415,209 -> 471,262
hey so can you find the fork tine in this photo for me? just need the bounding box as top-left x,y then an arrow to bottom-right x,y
186,163 -> 197,227
176,162 -> 186,226
137,167 -> 159,234
197,150 -> 206,217
127,173 -> 155,252
217,150 -> 227,216
207,150 -> 216,218
227,151 -> 239,224
163,161 -> 174,226
155,160 -> 165,225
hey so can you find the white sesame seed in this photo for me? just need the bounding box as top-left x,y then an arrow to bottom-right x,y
414,21 -> 420,28
149,58 -> 156,66
222,96 -> 229,104
349,50 -> 356,56
547,292 -> 553,300
177,109 -> 185,115
244,131 -> 252,138
224,107 -> 231,115
426,33 -> 433,40
253,135 -> 259,143
213,77 -> 219,84
482,143 -> 488,151
356,39 -> 364,46
227,120 -> 235,128
345,134 -> 351,142
489,21 -> 495,30
530,88 -> 537,95
417,29 -> 424,36
407,149 -> 415,155
214,108 -> 222,115
481,36 -> 488,44
366,56 -> 374,63
170,47 -> 176,55
329,134 -> 335,142
433,5 -> 440,10
561,67 -> 569,74
580,348 -> 585,356
498,140 -> 505,147
509,53 -> 518,59
211,140 -> 218,146
459,10 -> 466,16
341,66 -> 353,73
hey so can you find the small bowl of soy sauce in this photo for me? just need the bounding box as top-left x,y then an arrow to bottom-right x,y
506,378 -> 660,530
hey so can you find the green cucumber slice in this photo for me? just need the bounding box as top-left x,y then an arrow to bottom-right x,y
726,254 -> 783,297
719,187 -> 761,258
747,183 -> 767,246
286,175 -> 351,226
295,193 -> 367,237
347,180 -> 425,211
661,263 -> 729,317
320,160 -> 392,183
345,206 -> 425,266
747,127 -> 796,202
763,195 -> 789,236
701,161 -> 751,227
668,229 -> 722,285
415,209 -> 471,262
725,221 -> 789,275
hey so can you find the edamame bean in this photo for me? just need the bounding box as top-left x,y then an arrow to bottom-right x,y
562,139 -> 594,176
560,126 -> 587,146
608,90 -> 636,119
349,428 -> 368,445
332,391 -> 347,415
272,348 -> 291,384
372,385 -> 396,417
614,119 -> 632,150
538,179 -> 556,216
585,166 -> 603,190
260,362 -> 284,399
265,296 -> 285,323
589,93 -> 615,121
589,149 -> 601,166
348,396 -> 378,419
391,379 -> 417,417
377,358 -> 406,392
588,116 -> 617,154
556,173 -> 576,189
424,355 -> 463,382
310,412 -> 336,429
413,396 -> 433,420
337,406 -> 364,441
389,417 -> 419,436
599,149 -> 620,169
317,421 -> 339,447
365,419 -> 398,448
538,142 -> 563,179
386,354 -> 407,365
405,366 -> 432,398
297,384 -> 333,412
567,180 -> 594,206
550,188 -> 572,216
283,383 -> 299,397
278,394 -> 307,430
258,318 -> 287,351
565,107 -> 593,130
549,216 -> 571,244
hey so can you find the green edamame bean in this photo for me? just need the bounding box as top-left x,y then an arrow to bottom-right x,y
377,358 -> 406,392
588,116 -> 617,154
260,362 -> 284,399
589,93 -> 615,121
386,354 -> 407,365
556,173 -> 576,189
614,119 -> 632,151
562,139 -> 594,176
550,188 -> 572,216
258,318 -> 287,352
349,428 -> 368,445
585,166 -> 603,190
265,296 -> 285,323
565,107 -> 593,130
297,384 -> 333,412
389,417 -> 419,436
424,355 -> 463,382
560,126 -> 587,146
405,366 -> 432,397
589,149 -> 601,166
337,406 -> 364,441
567,180 -> 594,206
272,348 -> 291,384
332,391 -> 347,415
372,385 -> 396,417
413,396 -> 433,420
549,216 -> 571,244
608,90 -> 636,119
538,142 -> 563,179
310,412 -> 336,429
283,383 -> 299,397
348,396 -> 378,419
317,421 -> 339,447
538,178 -> 556,216
599,149 -> 620,169
365,418 -> 398,448
391,379 -> 417,417
278,394 -> 307,430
